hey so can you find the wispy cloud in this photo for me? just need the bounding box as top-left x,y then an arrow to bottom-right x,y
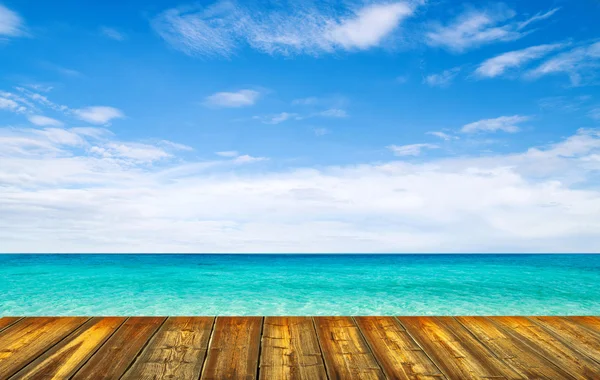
204,89 -> 260,108
152,1 -> 420,57
216,150 -> 239,157
0,4 -> 25,38
475,43 -> 565,78
255,112 -> 300,125
424,67 -> 460,87
589,107 -> 600,121
27,115 -> 64,127
314,128 -> 330,136
426,5 -> 559,53
427,131 -> 457,141
100,26 -> 126,41
388,143 -> 438,156
527,41 -> 600,86
74,106 -> 125,125
461,115 -> 529,133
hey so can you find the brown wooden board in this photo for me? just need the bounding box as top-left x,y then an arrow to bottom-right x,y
490,316 -> 600,380
72,316 -> 166,380
456,316 -> 576,379
0,318 -> 21,333
259,316 -> 327,380
313,316 -> 385,380
568,316 -> 600,337
10,317 -> 125,380
397,316 -> 521,380
0,317 -> 88,379
201,316 -> 263,380
354,316 -> 445,380
122,316 -> 214,380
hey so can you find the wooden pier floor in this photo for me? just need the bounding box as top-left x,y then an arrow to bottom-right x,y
0,316 -> 599,379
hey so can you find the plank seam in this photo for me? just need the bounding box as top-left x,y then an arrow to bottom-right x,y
198,316 -> 218,380
6,317 -> 92,380
256,316 -> 265,380
394,317 -> 453,380
0,317 -> 23,334
311,317 -> 331,380
564,317 -> 600,339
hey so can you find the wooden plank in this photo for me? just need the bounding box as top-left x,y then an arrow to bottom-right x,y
568,316 -> 600,336
529,317 -> 600,365
354,316 -> 445,380
397,317 -> 521,380
10,317 -> 125,380
456,316 -> 576,379
0,317 -> 88,379
490,316 -> 600,380
72,317 -> 166,380
259,317 -> 327,380
122,317 -> 214,380
313,316 -> 385,380
0,318 -> 21,333
201,316 -> 262,380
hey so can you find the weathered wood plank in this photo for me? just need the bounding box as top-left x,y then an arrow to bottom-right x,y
456,316 -> 576,379
259,317 -> 327,380
354,316 -> 445,380
72,316 -> 166,380
122,317 -> 214,380
568,316 -> 600,336
397,316 -> 521,380
490,316 -> 600,380
0,317 -> 88,379
529,317 -> 600,366
10,317 -> 125,380
314,316 -> 385,380
0,318 -> 21,333
201,316 -> 263,380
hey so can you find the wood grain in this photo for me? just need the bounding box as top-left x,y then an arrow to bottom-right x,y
0,318 -> 21,333
314,316 -> 385,380
0,317 -> 88,379
490,316 -> 600,380
72,316 -> 166,380
355,316 -> 445,380
568,317 -> 600,336
456,316 -> 575,379
397,316 -> 521,380
529,317 -> 600,366
10,317 -> 125,380
201,316 -> 263,380
259,317 -> 326,380
122,317 -> 214,380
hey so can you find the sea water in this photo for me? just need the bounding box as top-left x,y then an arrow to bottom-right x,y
1,254 -> 599,315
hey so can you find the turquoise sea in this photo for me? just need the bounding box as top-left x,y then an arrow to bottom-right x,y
1,254 -> 599,316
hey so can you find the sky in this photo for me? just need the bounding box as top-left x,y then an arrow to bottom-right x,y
1,0 -> 600,253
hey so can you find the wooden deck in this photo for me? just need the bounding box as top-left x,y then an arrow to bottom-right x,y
0,316 -> 599,379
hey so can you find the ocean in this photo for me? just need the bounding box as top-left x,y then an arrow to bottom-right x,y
1,254 -> 599,315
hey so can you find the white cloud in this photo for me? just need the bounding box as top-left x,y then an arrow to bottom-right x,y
216,150 -> 239,157
461,115 -> 529,134
427,131 -> 457,141
90,142 -> 171,164
152,1 -> 420,57
0,97 -> 21,111
255,112 -> 299,125
233,154 -> 268,164
27,115 -> 64,127
475,43 -> 565,78
100,26 -> 125,41
424,68 -> 460,87
314,128 -> 330,136
159,140 -> 193,151
318,108 -> 348,118
3,124 -> 600,252
74,106 -> 125,125
204,89 -> 260,108
426,6 -> 559,53
0,4 -> 24,37
388,143 -> 438,156
527,42 -> 600,85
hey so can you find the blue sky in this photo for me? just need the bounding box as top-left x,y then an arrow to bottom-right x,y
1,0 -> 600,252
